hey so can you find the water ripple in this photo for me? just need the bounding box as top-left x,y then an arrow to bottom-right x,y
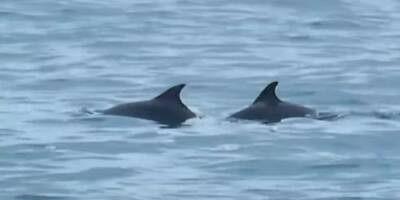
1,0 -> 400,199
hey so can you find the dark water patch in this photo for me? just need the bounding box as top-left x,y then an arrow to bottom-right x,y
0,67 -> 44,74
0,143 -> 61,161
68,115 -> 106,123
309,163 -> 361,170
125,131 -> 160,139
79,128 -> 131,136
173,134 -> 253,149
165,193 -> 235,200
237,143 -> 303,158
0,128 -> 24,136
4,95 -> 49,105
313,198 -> 369,200
24,119 -> 68,126
52,140 -> 169,154
371,111 -> 400,120
343,58 -> 396,66
28,163 -> 62,170
0,73 -> 20,82
59,135 -> 84,141
9,98 -> 49,105
0,161 -> 18,167
244,188 -> 308,200
0,11 -> 48,22
0,169 -> 48,177
15,194 -> 75,200
307,19 -> 368,30
0,52 -> 34,61
51,155 -> 120,162
15,77 -> 133,92
348,111 -> 400,121
84,40 -> 164,50
30,55 -> 63,63
202,158 -> 305,176
0,33 -> 44,44
3,150 -> 60,161
40,167 -> 136,182
0,143 -> 51,151
286,33 -> 314,42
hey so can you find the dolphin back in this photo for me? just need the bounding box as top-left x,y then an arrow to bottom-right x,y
229,81 -> 316,123
103,84 -> 196,126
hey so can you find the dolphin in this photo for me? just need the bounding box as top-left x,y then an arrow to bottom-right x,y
103,84 -> 196,127
229,81 -> 316,123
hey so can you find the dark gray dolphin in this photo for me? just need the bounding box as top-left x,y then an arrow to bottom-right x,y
103,84 -> 196,127
229,81 -> 316,123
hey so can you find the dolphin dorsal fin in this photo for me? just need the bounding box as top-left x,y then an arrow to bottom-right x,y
154,84 -> 186,104
252,81 -> 282,105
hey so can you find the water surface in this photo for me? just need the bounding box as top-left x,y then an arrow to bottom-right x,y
1,0 -> 400,199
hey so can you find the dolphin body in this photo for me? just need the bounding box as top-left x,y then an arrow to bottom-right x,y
229,81 -> 316,123
103,84 -> 196,127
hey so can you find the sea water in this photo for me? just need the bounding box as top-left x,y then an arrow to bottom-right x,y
1,0 -> 400,199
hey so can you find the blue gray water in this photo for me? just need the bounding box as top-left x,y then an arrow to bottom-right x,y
1,0 -> 400,199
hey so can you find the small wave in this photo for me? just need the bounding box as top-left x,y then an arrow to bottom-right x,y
69,107 -> 98,117
309,163 -> 360,170
42,167 -> 136,182
314,112 -> 345,121
313,110 -> 400,122
15,194 -> 74,200
370,111 -> 400,120
348,111 -> 400,120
